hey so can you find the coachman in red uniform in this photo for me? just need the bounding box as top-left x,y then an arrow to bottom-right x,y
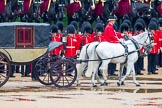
104,15 -> 121,43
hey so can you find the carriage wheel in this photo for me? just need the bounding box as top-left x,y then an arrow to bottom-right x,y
0,52 -> 11,87
50,59 -> 77,88
34,54 -> 60,85
34,54 -> 52,85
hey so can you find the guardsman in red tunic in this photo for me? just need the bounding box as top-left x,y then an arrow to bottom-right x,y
157,18 -> 162,67
64,24 -> 79,58
0,0 -> 6,22
50,25 -> 63,55
147,21 -> 159,75
104,15 -> 121,43
94,23 -> 105,42
23,0 -> 32,14
79,23 -> 94,48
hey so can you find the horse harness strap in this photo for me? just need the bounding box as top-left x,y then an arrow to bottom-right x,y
85,44 -> 91,59
119,42 -> 128,64
129,38 -> 140,57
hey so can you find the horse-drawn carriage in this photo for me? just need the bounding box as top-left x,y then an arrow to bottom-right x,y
0,22 -> 77,88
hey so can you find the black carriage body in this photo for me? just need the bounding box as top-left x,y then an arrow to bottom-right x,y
0,22 -> 50,48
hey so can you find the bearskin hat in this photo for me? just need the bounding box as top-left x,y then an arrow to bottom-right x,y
70,21 -> 78,31
95,23 -> 104,32
51,25 -> 58,33
66,24 -> 76,34
120,23 -> 129,33
83,23 -> 92,34
123,19 -> 132,28
135,18 -> 146,28
148,22 -> 157,30
56,21 -> 64,32
81,21 -> 91,33
134,22 -> 144,31
159,18 -> 162,27
150,17 -> 159,25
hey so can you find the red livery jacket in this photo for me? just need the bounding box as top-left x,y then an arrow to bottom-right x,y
104,23 -> 120,43
64,35 -> 79,58
0,0 -> 5,14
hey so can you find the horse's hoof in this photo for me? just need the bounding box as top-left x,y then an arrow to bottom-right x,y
121,81 -> 125,85
117,82 -> 121,87
93,85 -> 97,87
136,84 -> 140,87
101,82 -> 108,86
76,83 -> 81,86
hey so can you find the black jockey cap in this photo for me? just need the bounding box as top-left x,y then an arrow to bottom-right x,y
123,19 -> 132,29
56,21 -> 64,32
70,21 -> 78,31
66,24 -> 76,34
135,18 -> 146,28
51,25 -> 58,33
120,23 -> 129,33
159,18 -> 162,27
134,22 -> 144,31
95,23 -> 104,32
148,21 -> 158,30
108,14 -> 117,21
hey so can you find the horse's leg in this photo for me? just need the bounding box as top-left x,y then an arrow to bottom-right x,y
117,63 -> 133,86
76,63 -> 83,86
99,61 -> 110,86
131,65 -> 140,86
90,61 -> 100,87
119,63 -> 125,85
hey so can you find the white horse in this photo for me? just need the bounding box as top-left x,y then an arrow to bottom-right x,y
77,31 -> 153,87
76,41 -> 102,86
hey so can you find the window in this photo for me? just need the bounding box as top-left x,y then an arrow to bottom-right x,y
15,26 -> 33,48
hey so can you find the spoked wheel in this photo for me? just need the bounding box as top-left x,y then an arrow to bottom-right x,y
34,54 -> 60,85
50,59 -> 77,88
0,52 -> 11,87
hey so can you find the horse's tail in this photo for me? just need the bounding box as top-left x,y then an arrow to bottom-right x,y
85,42 -> 100,77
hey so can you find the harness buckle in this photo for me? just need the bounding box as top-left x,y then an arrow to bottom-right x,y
124,53 -> 128,57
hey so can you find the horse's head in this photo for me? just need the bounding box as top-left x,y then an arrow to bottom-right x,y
142,31 -> 154,55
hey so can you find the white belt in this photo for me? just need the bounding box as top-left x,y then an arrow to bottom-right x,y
66,46 -> 75,48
